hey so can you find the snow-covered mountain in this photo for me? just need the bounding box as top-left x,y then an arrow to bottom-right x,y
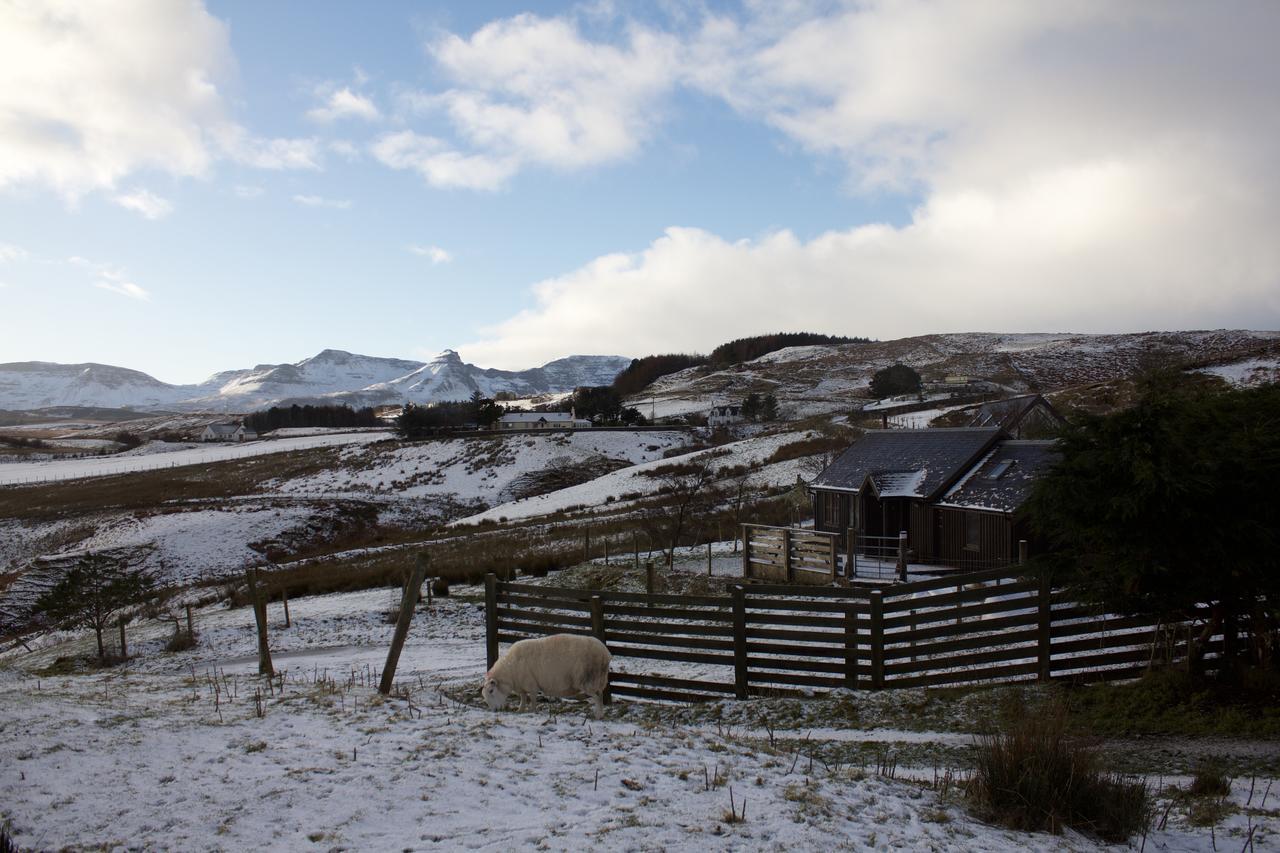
0,362 -> 191,411
0,350 -> 633,413
337,351 -> 635,407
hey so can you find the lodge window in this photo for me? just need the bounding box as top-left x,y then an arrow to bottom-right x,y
964,511 -> 981,551
821,493 -> 841,528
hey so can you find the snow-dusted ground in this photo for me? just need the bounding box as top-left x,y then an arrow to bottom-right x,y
0,432 -> 393,485
457,430 -> 815,525
272,430 -> 694,507
2,576 -> 1273,851
1196,357 -> 1280,388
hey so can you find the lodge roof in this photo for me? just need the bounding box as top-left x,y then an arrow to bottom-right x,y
937,440 -> 1060,513
812,427 -> 1003,500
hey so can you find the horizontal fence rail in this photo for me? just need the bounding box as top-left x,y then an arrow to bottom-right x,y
484,569 -> 1229,703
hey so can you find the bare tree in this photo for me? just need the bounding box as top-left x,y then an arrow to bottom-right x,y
647,456 -> 720,568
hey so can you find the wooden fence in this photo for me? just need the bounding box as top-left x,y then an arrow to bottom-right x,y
485,567 -> 1224,703
741,524 -> 842,586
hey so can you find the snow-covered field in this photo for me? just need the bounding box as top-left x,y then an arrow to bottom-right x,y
271,430 -> 695,507
4,573 -> 1271,852
457,430 -> 815,525
0,432 -> 393,485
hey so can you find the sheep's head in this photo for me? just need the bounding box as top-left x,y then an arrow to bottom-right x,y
481,675 -> 510,711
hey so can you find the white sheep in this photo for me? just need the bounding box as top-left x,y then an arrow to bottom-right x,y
481,633 -> 612,719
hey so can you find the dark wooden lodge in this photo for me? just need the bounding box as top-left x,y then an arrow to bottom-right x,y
812,427 -> 1059,570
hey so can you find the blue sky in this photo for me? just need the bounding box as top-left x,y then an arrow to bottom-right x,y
1,1 -> 1278,384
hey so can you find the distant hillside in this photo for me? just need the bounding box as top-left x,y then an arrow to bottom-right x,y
629,330 -> 1280,420
708,332 -> 868,368
611,332 -> 868,397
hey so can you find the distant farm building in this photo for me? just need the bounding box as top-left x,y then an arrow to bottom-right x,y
811,427 -> 1059,570
497,411 -> 592,431
201,423 -> 257,442
707,404 -> 743,428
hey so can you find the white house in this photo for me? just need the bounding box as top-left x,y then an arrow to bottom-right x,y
202,423 -> 257,442
708,404 -> 744,428
201,423 -> 239,442
497,411 -> 592,431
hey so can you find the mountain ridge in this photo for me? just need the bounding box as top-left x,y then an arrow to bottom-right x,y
0,349 -> 632,413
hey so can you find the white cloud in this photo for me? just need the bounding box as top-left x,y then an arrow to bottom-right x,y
410,245 -> 452,265
292,194 -> 352,209
380,14 -> 680,189
0,244 -> 27,263
94,278 -> 150,301
0,0 -> 317,201
70,256 -> 150,301
459,2 -> 1280,365
307,87 -> 380,123
113,188 -> 173,220
214,125 -> 321,170
370,130 -> 517,191
233,185 -> 264,199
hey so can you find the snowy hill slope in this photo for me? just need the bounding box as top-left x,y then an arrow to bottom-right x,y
0,362 -> 190,410
638,329 -> 1280,418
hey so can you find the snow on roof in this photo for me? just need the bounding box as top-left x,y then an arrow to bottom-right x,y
937,440 -> 1060,513
868,469 -> 928,498
500,412 -> 573,422
204,423 -> 239,435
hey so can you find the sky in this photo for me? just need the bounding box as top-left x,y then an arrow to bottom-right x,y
1,1 -> 1278,384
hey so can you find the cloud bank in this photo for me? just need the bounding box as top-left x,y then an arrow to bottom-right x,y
0,0 -> 317,201
453,2 -> 1280,367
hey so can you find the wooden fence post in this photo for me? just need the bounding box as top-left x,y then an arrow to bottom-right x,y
829,537 -> 838,584
280,587 -> 290,628
185,604 -> 194,639
245,567 -> 274,677
118,617 -> 127,660
379,557 -> 429,695
1018,539 -> 1029,566
707,542 -> 713,577
847,527 -> 856,580
870,589 -> 884,689
591,595 -> 611,705
782,527 -> 792,582
645,561 -> 655,594
732,585 -> 748,699
896,531 -> 908,582
844,602 -> 859,690
484,573 -> 499,670
1037,573 -> 1052,682
742,526 -> 751,579
633,532 -> 639,571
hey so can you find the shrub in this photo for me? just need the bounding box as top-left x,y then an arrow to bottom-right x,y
165,625 -> 197,652
967,700 -> 1151,843
1186,760 -> 1231,798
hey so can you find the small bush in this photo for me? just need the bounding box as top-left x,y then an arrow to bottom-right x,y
967,700 -> 1151,843
1186,760 -> 1231,798
165,627 -> 197,653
